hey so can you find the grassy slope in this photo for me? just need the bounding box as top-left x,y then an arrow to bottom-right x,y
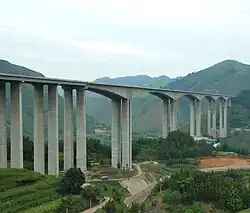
0,59 -> 98,138
0,168 -> 59,213
220,89 -> 250,150
87,60 -> 250,135
222,132 -> 250,150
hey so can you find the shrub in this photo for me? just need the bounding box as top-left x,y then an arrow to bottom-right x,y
56,168 -> 85,195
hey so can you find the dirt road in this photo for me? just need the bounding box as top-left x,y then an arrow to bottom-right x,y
122,162 -> 158,206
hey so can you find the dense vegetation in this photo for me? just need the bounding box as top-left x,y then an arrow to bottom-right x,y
151,169 -> 250,213
133,131 -> 214,163
228,89 -> 250,129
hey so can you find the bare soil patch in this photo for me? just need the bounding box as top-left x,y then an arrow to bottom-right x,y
198,156 -> 250,169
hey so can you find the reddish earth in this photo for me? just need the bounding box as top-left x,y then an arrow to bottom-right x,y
198,156 -> 250,169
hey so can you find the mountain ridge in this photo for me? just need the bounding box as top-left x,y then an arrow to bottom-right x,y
93,74 -> 175,87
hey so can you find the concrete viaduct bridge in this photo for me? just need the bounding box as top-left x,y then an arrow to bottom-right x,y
0,73 -> 233,175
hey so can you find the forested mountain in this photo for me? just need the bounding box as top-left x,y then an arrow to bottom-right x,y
94,75 -> 174,87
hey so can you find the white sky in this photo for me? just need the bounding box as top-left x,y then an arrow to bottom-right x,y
0,0 -> 250,81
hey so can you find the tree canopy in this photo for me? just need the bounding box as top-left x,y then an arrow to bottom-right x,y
56,167 -> 85,195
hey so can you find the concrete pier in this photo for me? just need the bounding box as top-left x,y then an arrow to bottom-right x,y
111,99 -> 121,168
189,99 -> 195,136
63,87 -> 74,170
223,101 -> 227,137
219,100 -> 223,137
195,99 -> 201,137
76,87 -> 87,171
121,98 -> 132,170
211,100 -> 217,138
48,85 -> 59,175
207,100 -> 212,136
0,82 -> 6,168
34,84 -> 45,173
162,99 -> 169,138
10,83 -> 23,169
169,99 -> 177,131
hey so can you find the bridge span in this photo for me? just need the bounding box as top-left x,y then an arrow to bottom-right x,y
0,73 -> 233,175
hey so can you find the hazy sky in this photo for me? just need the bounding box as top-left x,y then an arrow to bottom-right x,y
1,0 -> 250,81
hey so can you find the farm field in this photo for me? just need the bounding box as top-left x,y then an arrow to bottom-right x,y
198,156 -> 250,169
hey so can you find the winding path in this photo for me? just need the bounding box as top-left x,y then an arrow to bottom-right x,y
81,163 -> 250,212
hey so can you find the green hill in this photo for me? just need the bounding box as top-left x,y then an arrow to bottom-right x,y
0,59 -> 99,139
221,89 -> 250,150
167,60 -> 250,94
87,60 -> 250,136
94,74 -> 174,87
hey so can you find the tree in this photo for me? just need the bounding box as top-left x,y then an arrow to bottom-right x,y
81,185 -> 101,207
56,167 -> 85,195
164,190 -> 182,205
128,203 -> 141,213
55,196 -> 88,213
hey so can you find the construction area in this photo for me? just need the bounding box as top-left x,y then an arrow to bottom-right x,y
198,156 -> 250,169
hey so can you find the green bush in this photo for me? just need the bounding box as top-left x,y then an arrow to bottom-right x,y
54,196 -> 89,213
56,168 -> 85,195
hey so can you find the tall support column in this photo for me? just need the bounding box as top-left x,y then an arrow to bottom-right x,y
48,85 -> 59,175
189,99 -> 195,137
195,99 -> 201,137
207,100 -> 212,136
63,87 -> 74,170
169,99 -> 177,131
168,100 -> 173,131
129,98 -> 132,170
111,99 -> 121,168
223,100 -> 228,137
172,100 -> 177,131
211,100 -> 217,138
162,99 -> 169,138
0,82 -> 7,168
219,100 -> 223,137
34,84 -> 45,173
76,88 -> 87,171
121,98 -> 132,170
10,82 -> 23,168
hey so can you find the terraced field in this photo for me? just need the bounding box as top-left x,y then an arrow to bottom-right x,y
0,169 -> 60,213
